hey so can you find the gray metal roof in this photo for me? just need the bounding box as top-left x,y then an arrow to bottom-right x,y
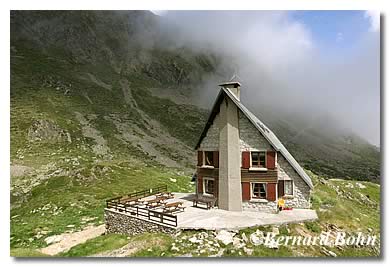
195,86 -> 314,189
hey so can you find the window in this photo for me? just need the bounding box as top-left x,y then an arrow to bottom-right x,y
251,151 -> 266,168
251,183 -> 267,199
204,151 -> 214,166
203,178 -> 215,195
284,180 -> 293,195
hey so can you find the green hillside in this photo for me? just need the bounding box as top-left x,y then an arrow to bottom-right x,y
11,173 -> 380,257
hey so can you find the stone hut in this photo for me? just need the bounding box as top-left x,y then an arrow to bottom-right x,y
195,81 -> 314,213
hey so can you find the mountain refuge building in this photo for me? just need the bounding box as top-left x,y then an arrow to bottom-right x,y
104,81 -> 316,234
195,81 -> 314,213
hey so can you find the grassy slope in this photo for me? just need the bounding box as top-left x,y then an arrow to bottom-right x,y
11,173 -> 380,257
10,43 -> 204,250
59,234 -> 130,257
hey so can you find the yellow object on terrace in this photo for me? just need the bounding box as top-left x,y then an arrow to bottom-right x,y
278,198 -> 285,208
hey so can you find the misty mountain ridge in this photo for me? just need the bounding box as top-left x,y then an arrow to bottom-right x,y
11,9 -> 380,190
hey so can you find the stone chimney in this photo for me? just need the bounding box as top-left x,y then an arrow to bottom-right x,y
219,81 -> 241,101
217,81 -> 242,211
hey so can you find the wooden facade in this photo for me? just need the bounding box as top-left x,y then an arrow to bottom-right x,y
197,149 -> 278,202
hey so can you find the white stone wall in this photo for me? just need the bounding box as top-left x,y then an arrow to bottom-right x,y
238,112 -> 273,152
198,108 -> 312,210
277,153 -> 311,208
242,201 -> 277,213
199,110 -> 275,153
199,114 -> 220,151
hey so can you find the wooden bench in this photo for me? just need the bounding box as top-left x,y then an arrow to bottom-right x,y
144,196 -> 168,208
163,201 -> 185,214
119,196 -> 140,204
156,192 -> 174,199
192,196 -> 216,210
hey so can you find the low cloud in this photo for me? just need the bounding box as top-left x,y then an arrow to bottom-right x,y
156,11 -> 380,146
365,11 -> 380,32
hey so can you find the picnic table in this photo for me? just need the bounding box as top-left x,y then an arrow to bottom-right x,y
163,201 -> 185,214
144,196 -> 169,208
192,195 -> 216,210
156,192 -> 174,199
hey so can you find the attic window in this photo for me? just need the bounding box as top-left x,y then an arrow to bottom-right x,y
251,151 -> 266,168
204,151 -> 214,167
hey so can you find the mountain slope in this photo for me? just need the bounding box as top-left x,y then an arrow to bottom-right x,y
11,10 -> 380,184
11,10 -> 212,174
11,11 -> 217,249
255,109 -> 381,183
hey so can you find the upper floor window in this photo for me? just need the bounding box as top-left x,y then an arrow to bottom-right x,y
204,151 -> 214,166
251,151 -> 266,168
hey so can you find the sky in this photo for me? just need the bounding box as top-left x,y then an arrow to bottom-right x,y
152,10 -> 380,146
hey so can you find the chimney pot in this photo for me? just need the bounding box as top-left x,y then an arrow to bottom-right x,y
219,81 -> 241,100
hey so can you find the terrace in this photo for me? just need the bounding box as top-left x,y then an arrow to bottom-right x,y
105,185 -> 318,231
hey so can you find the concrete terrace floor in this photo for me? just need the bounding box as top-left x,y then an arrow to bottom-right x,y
173,193 -> 318,230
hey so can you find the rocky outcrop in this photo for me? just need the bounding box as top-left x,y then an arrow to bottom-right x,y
28,119 -> 71,143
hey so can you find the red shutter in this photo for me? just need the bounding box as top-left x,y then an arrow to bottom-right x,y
267,183 -> 276,201
213,151 -> 219,168
242,182 -> 251,201
197,175 -> 203,194
242,151 -> 250,169
266,151 -> 276,169
278,180 -> 284,198
197,151 -> 203,166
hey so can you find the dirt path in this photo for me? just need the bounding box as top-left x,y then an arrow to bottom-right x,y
91,241 -> 144,257
39,225 -> 106,256
91,238 -> 165,257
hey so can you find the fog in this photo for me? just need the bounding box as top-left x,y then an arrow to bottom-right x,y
154,11 -> 380,146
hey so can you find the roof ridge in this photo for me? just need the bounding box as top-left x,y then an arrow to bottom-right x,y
223,88 -> 314,189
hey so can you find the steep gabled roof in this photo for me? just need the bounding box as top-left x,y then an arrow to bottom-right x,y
195,87 -> 314,189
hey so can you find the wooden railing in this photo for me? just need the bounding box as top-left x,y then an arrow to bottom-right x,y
105,185 -> 177,227
128,205 -> 178,227
106,185 -> 168,204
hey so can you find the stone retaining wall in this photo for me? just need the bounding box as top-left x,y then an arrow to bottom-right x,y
104,209 -> 177,236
